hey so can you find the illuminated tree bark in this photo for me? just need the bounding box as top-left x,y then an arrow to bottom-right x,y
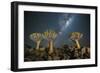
48,40 -> 53,54
43,30 -> 57,54
36,40 -> 41,50
30,33 -> 43,50
70,32 -> 83,49
75,40 -> 80,49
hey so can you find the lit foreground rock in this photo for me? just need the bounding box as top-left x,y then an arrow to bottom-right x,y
24,45 -> 90,61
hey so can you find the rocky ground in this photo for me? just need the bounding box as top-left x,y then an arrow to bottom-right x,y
24,45 -> 90,62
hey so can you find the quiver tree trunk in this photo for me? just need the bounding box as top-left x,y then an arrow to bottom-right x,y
75,40 -> 80,49
36,40 -> 41,50
70,32 -> 83,50
48,40 -> 54,54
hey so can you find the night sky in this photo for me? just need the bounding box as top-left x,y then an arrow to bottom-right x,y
24,11 -> 90,48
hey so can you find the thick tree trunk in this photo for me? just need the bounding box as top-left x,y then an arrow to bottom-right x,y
36,40 -> 41,50
48,40 -> 53,54
75,40 -> 80,49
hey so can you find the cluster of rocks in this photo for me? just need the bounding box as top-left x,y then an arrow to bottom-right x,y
24,45 -> 90,62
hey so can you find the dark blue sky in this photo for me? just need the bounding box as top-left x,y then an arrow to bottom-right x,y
24,11 -> 90,48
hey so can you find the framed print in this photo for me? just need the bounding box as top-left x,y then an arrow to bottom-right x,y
11,1 -> 97,71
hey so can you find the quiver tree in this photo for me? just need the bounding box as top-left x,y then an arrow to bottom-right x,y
43,30 -> 57,54
70,32 -> 83,49
30,33 -> 43,50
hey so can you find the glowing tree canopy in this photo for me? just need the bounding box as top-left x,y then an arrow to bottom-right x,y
30,33 -> 43,50
43,30 -> 57,54
70,32 -> 83,49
